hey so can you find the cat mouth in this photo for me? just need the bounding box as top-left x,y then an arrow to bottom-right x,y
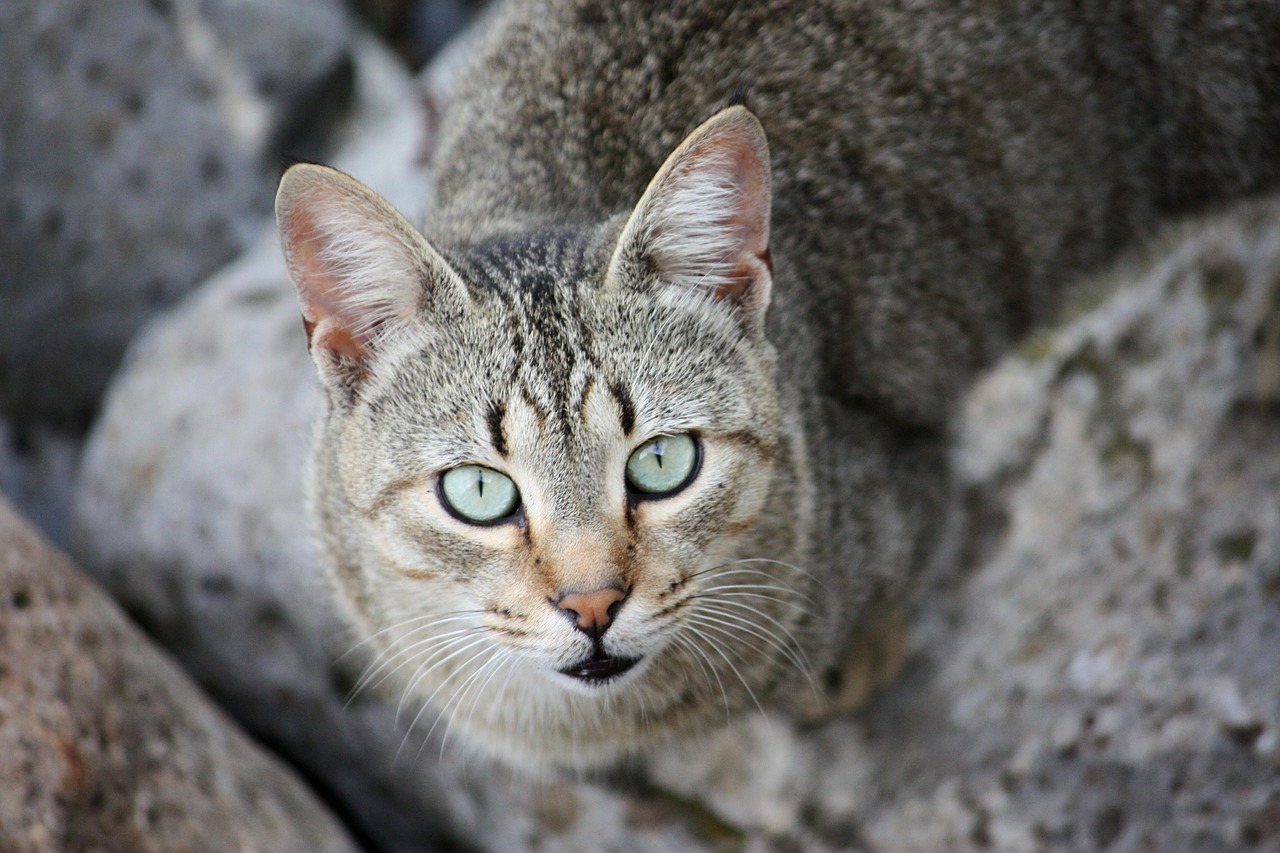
559,652 -> 641,684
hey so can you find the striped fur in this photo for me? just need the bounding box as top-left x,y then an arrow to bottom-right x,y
278,0 -> 1280,770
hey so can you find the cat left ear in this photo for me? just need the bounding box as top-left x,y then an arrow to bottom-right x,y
607,106 -> 773,328
276,163 -> 462,395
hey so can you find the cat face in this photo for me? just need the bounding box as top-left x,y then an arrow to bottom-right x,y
278,108 -> 801,766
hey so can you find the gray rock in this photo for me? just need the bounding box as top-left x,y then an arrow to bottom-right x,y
0,0 -> 354,425
0,421 -> 80,545
74,35 -> 470,853
0,495 -> 360,853
70,29 -> 1280,849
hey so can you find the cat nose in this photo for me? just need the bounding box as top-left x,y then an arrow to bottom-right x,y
555,586 -> 628,638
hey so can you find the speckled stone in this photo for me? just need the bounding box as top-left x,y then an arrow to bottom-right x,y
0,0 -> 354,424
0,495 -> 360,853
72,35 -> 465,853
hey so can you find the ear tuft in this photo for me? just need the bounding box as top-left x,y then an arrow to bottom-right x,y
275,164 -> 456,393
608,106 -> 773,325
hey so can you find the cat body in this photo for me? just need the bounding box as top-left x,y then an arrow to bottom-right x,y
277,0 -> 1280,769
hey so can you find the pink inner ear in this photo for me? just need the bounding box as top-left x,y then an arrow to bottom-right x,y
732,138 -> 770,297
283,206 -> 372,360
719,248 -> 773,305
686,131 -> 772,307
719,135 -> 770,247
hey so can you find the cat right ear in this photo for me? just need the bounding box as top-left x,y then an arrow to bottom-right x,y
606,106 -> 773,331
275,163 -> 460,394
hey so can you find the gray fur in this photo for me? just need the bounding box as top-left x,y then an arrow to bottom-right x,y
278,0 -> 1280,770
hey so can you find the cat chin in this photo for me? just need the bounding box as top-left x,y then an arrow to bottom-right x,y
545,652 -> 654,696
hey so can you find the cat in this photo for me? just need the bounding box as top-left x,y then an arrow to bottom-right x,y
275,0 -> 1280,770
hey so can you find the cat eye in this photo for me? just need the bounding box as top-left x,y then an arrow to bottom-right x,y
439,464 -> 520,524
625,433 -> 699,497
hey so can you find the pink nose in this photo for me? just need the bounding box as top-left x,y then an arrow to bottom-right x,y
556,587 -> 627,637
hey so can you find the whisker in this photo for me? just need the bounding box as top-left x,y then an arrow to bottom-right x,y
421,648 -> 509,763
349,625 -> 481,703
690,603 -> 816,687
336,610 -> 485,661
439,650 -> 513,759
395,633 -> 494,722
693,557 -> 831,593
685,612 -> 783,673
394,645 -> 492,767
678,618 -> 768,719
671,631 -> 732,722
693,584 -> 816,608
694,593 -> 812,639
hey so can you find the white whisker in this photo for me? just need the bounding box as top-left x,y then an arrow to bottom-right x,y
692,602 -> 816,689
671,632 -> 731,722
349,625 -> 481,704
440,650 -> 513,759
395,633 -> 494,722
337,610 -> 484,661
679,618 -> 767,718
394,644 -> 492,767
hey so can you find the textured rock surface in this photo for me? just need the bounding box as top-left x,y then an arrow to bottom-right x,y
0,495 -> 359,853
71,33 -> 1280,849
0,0 -> 354,424
0,422 -> 80,545
73,35 -> 469,853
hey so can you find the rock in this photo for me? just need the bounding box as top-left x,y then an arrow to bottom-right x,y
0,0 -> 355,425
74,34 -> 468,853
0,495 -> 360,853
70,27 -> 1280,849
0,421 -> 80,545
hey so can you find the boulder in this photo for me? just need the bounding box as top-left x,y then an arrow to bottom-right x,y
71,28 -> 1280,848
0,494 -> 359,853
73,34 -> 471,853
0,0 -> 354,425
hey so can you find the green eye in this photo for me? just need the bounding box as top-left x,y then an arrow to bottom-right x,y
625,434 -> 699,496
439,465 -> 520,524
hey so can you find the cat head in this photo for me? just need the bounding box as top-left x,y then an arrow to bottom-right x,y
276,107 -> 794,766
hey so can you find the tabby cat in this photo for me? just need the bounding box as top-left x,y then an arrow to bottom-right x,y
276,0 -> 1279,769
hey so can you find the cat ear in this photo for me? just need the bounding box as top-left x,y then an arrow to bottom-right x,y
607,105 -> 773,327
275,163 -> 460,393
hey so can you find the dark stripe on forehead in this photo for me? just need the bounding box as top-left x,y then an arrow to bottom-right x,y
520,384 -> 549,427
443,229 -> 596,298
610,382 -> 636,435
486,401 -> 508,457
576,374 -> 595,425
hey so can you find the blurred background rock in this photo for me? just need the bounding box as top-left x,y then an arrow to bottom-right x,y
0,3 -> 479,851
0,0 -> 481,544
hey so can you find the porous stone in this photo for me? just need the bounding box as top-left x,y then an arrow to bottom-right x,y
0,421 -> 80,545
0,495 -> 359,853
0,0 -> 354,425
73,34 -> 475,853
70,37 -> 1280,851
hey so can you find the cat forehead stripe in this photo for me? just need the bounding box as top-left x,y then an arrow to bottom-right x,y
486,401 -> 508,457
444,230 -> 597,297
610,382 -> 636,435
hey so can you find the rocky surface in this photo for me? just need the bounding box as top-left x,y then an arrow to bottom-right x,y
72,34 -> 471,853
0,422 -> 80,546
0,0 -> 354,425
0,494 -> 360,853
